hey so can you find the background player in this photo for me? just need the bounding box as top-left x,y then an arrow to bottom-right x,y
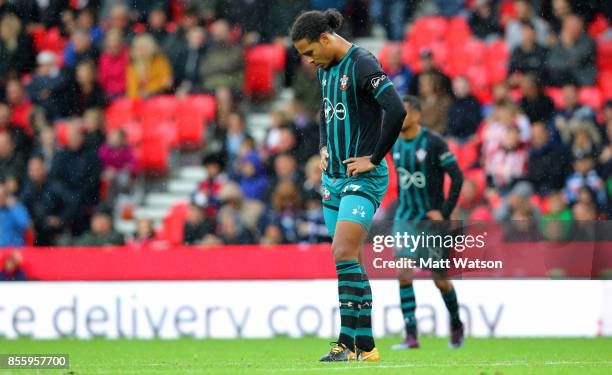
291,9 -> 406,362
390,95 -> 465,350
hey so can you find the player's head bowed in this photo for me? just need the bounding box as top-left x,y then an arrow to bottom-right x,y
291,9 -> 344,69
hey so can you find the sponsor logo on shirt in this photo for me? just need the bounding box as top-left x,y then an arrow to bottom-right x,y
397,168 -> 426,189
371,74 -> 387,89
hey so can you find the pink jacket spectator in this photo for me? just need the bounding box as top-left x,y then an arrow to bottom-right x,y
98,47 -> 128,97
98,143 -> 137,175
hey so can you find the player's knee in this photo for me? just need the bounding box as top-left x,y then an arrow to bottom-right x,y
434,279 -> 452,292
332,243 -> 356,262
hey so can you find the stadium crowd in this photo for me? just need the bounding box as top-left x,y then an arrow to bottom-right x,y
0,0 -> 611,254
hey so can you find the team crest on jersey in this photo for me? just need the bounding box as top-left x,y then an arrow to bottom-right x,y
322,187 -> 331,201
322,78 -> 327,87
371,74 -> 387,89
340,75 -> 349,90
416,149 -> 427,162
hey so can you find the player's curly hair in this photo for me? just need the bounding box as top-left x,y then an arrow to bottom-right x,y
290,8 -> 343,42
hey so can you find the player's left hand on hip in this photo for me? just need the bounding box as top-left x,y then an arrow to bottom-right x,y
426,210 -> 444,221
343,156 -> 376,177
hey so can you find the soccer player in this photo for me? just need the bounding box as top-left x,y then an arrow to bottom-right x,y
390,95 -> 465,350
291,9 -> 406,362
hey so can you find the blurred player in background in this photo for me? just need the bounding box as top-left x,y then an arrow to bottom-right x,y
291,8 -> 406,362
391,95 -> 465,350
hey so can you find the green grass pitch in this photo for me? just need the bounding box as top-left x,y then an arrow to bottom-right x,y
1,337 -> 611,374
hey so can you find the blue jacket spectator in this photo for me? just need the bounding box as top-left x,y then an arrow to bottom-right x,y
0,183 -> 30,248
237,151 -> 268,201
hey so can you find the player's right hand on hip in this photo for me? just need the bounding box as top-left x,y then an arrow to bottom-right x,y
320,147 -> 329,171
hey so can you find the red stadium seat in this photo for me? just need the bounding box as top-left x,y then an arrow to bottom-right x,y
599,71 -> 612,99
159,202 -> 189,245
141,96 -> 179,147
465,64 -> 492,104
407,16 -> 448,47
175,95 -> 215,147
579,86 -> 603,110
38,27 -> 67,54
447,39 -> 486,77
378,42 -> 401,72
136,135 -> 170,174
243,44 -> 286,98
446,17 -> 472,45
588,13 -> 610,39
486,40 -> 509,83
104,98 -> 142,131
597,40 -> 612,72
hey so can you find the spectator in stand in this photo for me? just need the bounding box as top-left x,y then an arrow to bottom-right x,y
82,109 -> 106,151
0,181 -> 30,247
419,73 -> 451,135
32,126 -> 58,169
236,148 -> 267,201
494,181 -> 541,222
468,0 -> 501,41
527,122 -> 571,196
546,14 -> 596,87
481,102 -> 531,157
127,33 -> 173,98
539,191 -> 573,241
302,154 -> 322,198
98,28 -> 129,99
292,56 -> 321,115
600,101 -> 612,185
27,51 -> 68,120
447,76 -> 482,142
385,44 -> 411,96
163,4 -> 201,63
64,28 -> 99,69
99,128 -> 137,202
69,59 -> 108,116
0,132 -> 25,188
549,0 -> 574,34
408,49 -> 452,97
0,251 -> 25,281
76,7 -> 103,46
258,181 -> 301,244
175,27 -> 208,96
519,74 -> 555,123
106,3 -> 135,43
5,79 -> 33,136
224,111 -> 248,166
195,153 -> 228,218
73,210 -> 124,246
0,102 -> 30,162
50,124 -> 101,236
369,0 -> 407,41
505,0 -> 550,51
435,0 -> 465,18
183,200 -> 216,245
485,124 -> 530,193
0,13 -> 35,80
146,6 -> 169,46
128,218 -> 167,249
203,208 -> 255,245
297,189 -> 330,244
20,156 -> 77,246
564,149 -> 607,210
269,153 -> 302,197
554,81 -> 596,136
217,181 -> 264,235
508,21 -> 549,85
199,19 -> 243,94
570,201 -> 598,240
561,120 -> 602,159
501,202 -> 541,242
